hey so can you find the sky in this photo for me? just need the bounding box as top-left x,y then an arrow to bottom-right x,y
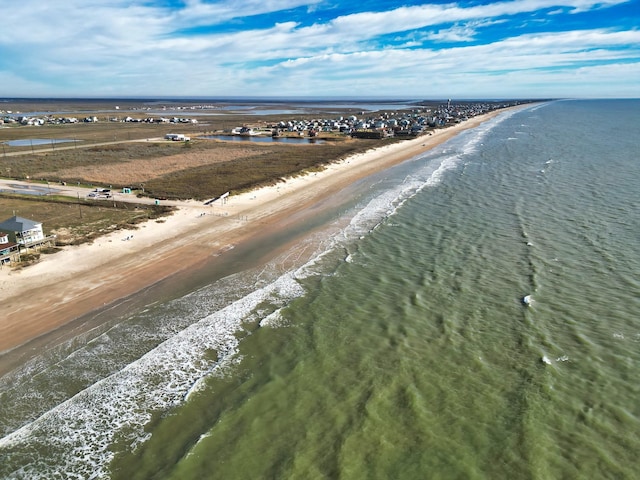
1,0 -> 638,99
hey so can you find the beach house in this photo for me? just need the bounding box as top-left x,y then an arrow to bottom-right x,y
0,215 -> 55,252
0,230 -> 20,265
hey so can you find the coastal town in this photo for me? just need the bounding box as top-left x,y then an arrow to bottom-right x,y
266,100 -> 522,138
0,100 -> 526,138
1,0 -> 635,475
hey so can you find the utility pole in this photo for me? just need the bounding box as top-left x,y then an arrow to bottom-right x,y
77,193 -> 83,218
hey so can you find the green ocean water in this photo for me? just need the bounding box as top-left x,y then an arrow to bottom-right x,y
1,100 -> 639,479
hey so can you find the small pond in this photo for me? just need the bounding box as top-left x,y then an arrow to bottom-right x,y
0,183 -> 59,196
3,138 -> 79,147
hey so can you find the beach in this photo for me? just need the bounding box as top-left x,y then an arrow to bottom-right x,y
0,110 -> 506,358
4,99 -> 639,479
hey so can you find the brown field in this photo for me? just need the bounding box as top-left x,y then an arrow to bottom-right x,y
32,143 -> 273,185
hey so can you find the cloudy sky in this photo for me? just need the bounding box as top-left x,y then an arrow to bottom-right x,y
1,0 -> 638,99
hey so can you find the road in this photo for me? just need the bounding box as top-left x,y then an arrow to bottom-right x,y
0,178 -> 201,208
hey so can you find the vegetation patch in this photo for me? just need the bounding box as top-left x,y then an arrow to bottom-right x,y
141,139 -> 388,200
31,143 -> 273,187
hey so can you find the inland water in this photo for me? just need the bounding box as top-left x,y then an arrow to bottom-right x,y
1,99 -> 639,479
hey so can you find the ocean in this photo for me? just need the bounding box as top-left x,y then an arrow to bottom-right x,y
1,99 -> 638,479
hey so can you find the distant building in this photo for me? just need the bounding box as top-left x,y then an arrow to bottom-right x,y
164,133 -> 190,141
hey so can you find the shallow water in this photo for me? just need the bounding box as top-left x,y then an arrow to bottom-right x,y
3,138 -> 78,147
1,100 -> 639,479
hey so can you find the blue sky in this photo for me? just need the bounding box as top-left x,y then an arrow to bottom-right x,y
1,0 -> 638,99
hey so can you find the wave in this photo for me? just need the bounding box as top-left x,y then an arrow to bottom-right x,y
0,269 -> 309,478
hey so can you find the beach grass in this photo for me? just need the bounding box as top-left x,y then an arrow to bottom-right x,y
140,139 -> 392,199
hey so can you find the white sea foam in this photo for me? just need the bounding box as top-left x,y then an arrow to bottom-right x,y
528,101 -> 553,112
260,309 -> 288,328
0,271 -> 306,479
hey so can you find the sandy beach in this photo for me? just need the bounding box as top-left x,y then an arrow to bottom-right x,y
0,109 -> 509,358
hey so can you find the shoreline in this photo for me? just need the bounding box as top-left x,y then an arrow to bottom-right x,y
0,107 -> 520,360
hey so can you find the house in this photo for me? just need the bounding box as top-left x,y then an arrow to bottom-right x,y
0,231 -> 20,265
0,216 -> 54,250
164,133 -> 190,141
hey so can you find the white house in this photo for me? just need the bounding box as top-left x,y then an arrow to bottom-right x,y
0,216 -> 45,247
164,133 -> 190,141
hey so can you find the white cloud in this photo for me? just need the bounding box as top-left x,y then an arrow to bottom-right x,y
0,0 -> 636,97
312,0 -> 630,38
424,19 -> 508,42
171,0 -> 324,26
239,28 -> 640,97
